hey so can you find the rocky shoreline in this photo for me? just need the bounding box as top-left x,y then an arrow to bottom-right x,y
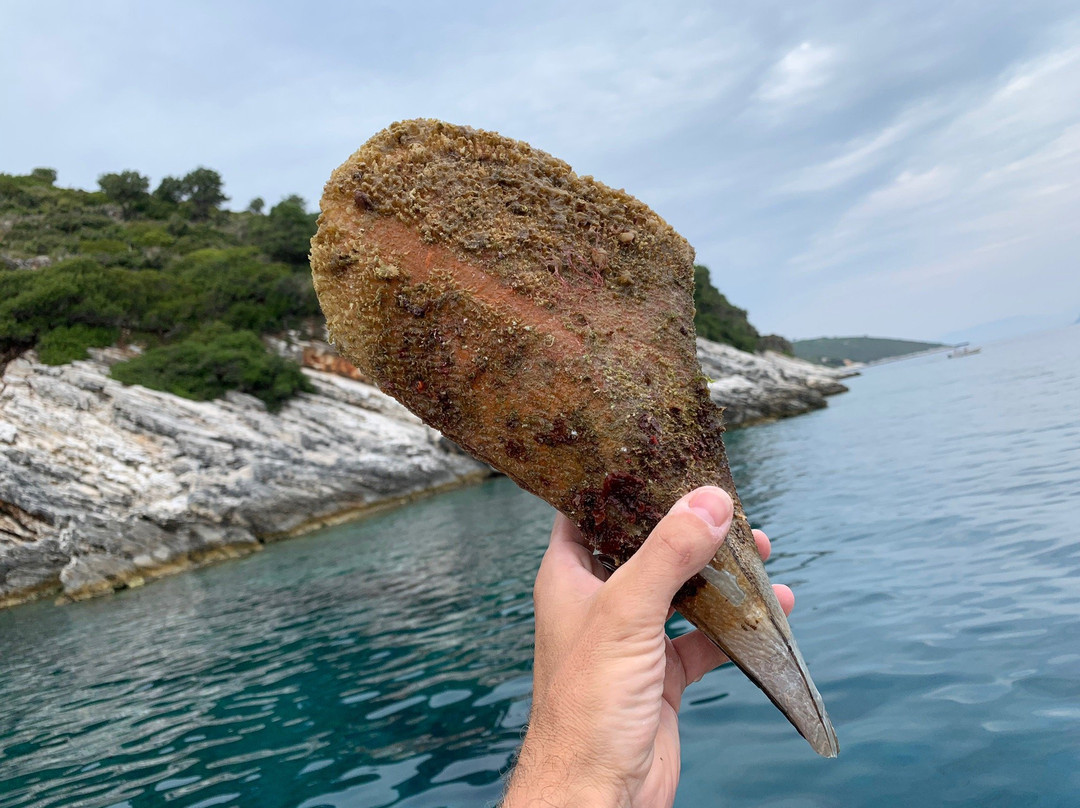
696,338 -> 852,427
0,339 -> 849,610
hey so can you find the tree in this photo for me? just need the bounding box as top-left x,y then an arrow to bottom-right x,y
247,197 -> 265,215
250,195 -> 317,266
98,170 -> 150,219
181,167 -> 228,220
154,176 -> 185,205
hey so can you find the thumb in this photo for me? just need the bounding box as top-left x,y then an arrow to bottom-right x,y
604,486 -> 733,624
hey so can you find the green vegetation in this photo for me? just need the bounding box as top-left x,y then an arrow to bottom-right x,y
0,168 -> 319,408
37,325 -> 119,365
693,265 -> 791,355
111,325 -> 313,412
248,195 -> 318,265
793,336 -> 946,367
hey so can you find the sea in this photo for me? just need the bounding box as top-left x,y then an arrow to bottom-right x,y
1,325 -> 1078,808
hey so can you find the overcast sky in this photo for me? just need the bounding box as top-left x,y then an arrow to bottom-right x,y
3,1 -> 1078,341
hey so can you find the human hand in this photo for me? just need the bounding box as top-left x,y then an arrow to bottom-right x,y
502,486 -> 794,808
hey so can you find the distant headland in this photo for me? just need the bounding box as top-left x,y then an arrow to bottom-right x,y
793,336 -> 947,367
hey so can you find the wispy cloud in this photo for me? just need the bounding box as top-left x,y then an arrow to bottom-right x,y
777,102 -> 946,194
755,42 -> 838,105
791,42 -> 1080,278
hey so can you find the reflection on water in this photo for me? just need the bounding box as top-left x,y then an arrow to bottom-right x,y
2,326 -> 1079,807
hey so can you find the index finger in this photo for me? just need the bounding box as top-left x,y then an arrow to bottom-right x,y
752,528 -> 771,561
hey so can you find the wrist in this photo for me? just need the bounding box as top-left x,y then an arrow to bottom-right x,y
503,767 -> 625,808
503,729 -> 628,808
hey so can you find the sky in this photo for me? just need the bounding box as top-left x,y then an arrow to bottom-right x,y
2,0 -> 1078,341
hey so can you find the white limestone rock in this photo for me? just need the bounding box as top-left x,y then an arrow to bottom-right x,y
696,338 -> 850,427
0,354 -> 488,608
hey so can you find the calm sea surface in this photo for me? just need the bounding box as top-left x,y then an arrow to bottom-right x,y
2,326 -> 1078,807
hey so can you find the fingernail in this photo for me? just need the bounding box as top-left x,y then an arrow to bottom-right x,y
686,487 -> 732,530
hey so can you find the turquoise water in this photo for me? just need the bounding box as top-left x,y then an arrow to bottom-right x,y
2,326 -> 1079,807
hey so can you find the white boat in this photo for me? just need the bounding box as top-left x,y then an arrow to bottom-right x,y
948,346 -> 981,359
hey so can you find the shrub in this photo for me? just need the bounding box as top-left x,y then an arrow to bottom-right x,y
0,249 -> 319,360
0,271 -> 36,348
0,258 -> 174,350
0,174 -> 48,211
37,325 -> 118,365
1,259 -> 114,347
173,247 -> 320,330
78,238 -> 129,255
49,209 -> 115,234
111,324 -> 313,411
0,168 -> 327,389
168,219 -> 243,253
127,226 -> 175,248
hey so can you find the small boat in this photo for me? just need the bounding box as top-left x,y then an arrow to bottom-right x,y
948,346 -> 981,358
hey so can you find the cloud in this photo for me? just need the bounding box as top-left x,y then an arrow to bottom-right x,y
444,26 -> 750,160
789,42 -> 1080,282
755,42 -> 838,106
777,101 -> 948,194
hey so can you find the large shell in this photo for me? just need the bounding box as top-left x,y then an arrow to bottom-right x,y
311,119 -> 837,756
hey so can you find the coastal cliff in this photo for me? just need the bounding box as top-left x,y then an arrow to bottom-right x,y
0,338 -> 848,609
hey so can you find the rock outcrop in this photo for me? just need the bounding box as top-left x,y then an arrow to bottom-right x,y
0,338 -> 849,610
697,339 -> 850,427
0,254 -> 53,272
0,350 -> 489,609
